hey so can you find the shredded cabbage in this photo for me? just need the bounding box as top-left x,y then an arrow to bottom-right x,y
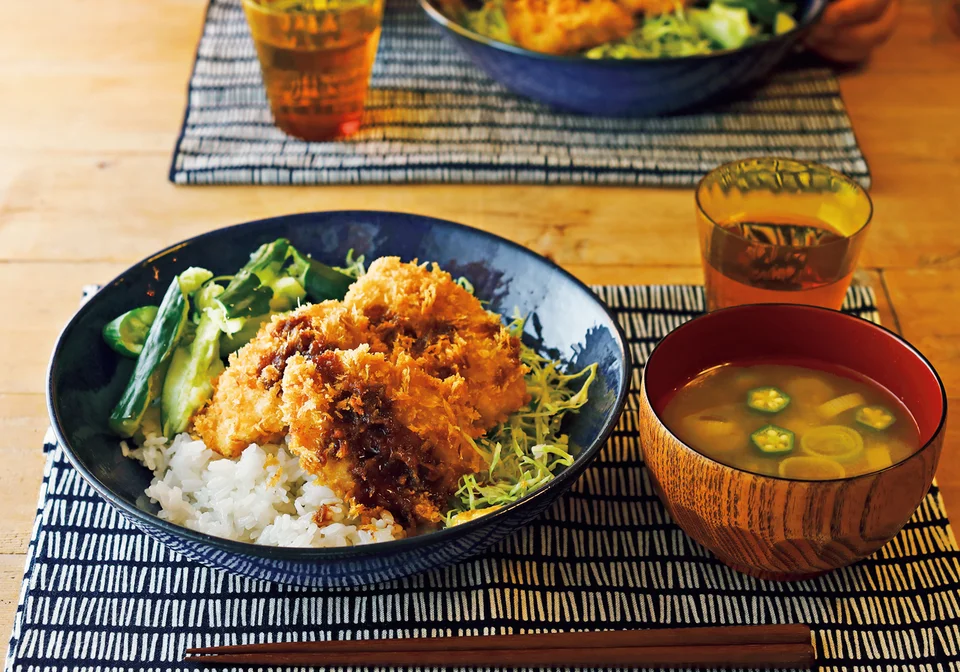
688,3 -> 756,50
462,0 -> 514,44
334,249 -> 367,279
586,7 -> 714,59
446,313 -> 597,524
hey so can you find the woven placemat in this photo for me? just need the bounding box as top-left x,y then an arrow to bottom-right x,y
169,0 -> 872,188
7,284 -> 958,671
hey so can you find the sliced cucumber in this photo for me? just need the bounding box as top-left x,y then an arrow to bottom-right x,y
161,312 -> 224,438
102,305 -> 159,358
108,279 -> 189,437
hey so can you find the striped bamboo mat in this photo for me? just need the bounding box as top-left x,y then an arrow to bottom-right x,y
7,285 -> 959,671
169,0 -> 872,187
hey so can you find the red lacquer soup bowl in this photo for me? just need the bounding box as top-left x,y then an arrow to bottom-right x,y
639,304 -> 947,580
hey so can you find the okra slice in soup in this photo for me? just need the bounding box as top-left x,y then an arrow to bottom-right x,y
855,405 -> 897,431
750,424 -> 795,455
747,387 -> 791,414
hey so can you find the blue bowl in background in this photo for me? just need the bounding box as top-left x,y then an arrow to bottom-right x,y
418,0 -> 828,116
47,211 -> 630,587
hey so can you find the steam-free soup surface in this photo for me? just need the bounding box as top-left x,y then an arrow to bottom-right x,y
661,363 -> 921,480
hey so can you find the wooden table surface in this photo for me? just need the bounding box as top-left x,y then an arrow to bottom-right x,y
1,0 -> 958,655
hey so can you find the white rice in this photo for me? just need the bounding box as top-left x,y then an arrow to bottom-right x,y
122,425 -> 401,547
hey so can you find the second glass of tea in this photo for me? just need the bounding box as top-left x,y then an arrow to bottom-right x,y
696,158 -> 873,312
242,0 -> 385,141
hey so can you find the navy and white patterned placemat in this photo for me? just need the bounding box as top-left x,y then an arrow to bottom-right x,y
169,0 -> 872,188
8,285 -> 958,672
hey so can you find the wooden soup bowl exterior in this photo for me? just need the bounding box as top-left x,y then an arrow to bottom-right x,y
639,304 -> 947,580
639,388 -> 943,579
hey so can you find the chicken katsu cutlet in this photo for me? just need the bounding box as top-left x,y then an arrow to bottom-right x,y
504,0 -> 635,55
281,347 -> 484,526
617,0 -> 690,16
344,257 -> 529,432
450,0 -> 688,56
192,300 -> 371,458
192,258 -> 530,528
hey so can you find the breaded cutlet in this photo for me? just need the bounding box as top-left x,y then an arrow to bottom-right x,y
192,300 -> 372,457
617,0 -> 688,16
503,0 -> 635,55
280,347 -> 483,527
191,258 -> 530,528
344,257 -> 529,433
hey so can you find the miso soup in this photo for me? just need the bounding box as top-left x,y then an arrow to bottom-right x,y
661,362 -> 921,480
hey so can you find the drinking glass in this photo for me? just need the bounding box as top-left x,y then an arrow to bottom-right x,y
242,0 -> 385,141
696,158 -> 873,312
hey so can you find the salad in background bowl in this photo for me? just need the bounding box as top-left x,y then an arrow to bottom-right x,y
420,0 -> 827,115
457,0 -> 800,58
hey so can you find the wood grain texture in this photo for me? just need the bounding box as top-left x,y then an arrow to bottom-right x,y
636,302 -> 949,579
0,395 -> 49,551
0,0 -> 959,659
0,262 -> 127,394
639,384 -> 944,579
0,555 -> 31,648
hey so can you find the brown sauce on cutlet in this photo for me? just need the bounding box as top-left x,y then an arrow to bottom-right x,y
364,306 -> 416,349
363,304 -> 389,324
276,313 -> 312,335
257,314 -> 333,387
411,321 -> 454,356
476,320 -> 501,338
506,334 -> 522,361
364,305 -> 456,356
311,350 -> 344,384
328,383 -> 448,527
434,366 -> 455,380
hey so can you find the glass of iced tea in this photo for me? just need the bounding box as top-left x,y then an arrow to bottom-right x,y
242,0 -> 385,141
696,158 -> 873,312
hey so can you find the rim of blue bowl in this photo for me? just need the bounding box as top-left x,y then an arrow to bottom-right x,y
46,210 -> 632,561
641,302 -> 948,483
417,0 -> 828,64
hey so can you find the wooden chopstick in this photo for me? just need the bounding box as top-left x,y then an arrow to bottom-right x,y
187,624 -> 810,654
183,643 -> 814,669
184,625 -> 814,669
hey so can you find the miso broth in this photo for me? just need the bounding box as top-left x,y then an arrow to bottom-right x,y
661,362 -> 921,480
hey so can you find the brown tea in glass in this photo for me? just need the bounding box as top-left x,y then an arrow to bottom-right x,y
242,0 -> 385,141
696,159 -> 873,311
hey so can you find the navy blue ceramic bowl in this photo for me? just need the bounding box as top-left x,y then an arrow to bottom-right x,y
419,0 -> 827,116
47,211 -> 630,587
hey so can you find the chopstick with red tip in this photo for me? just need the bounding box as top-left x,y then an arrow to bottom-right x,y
183,624 -> 815,669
